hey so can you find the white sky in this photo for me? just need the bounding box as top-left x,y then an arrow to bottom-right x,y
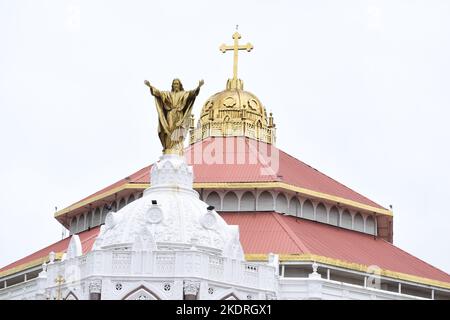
0,0 -> 449,274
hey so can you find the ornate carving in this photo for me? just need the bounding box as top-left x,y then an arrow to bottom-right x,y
223,96 -> 236,108
147,205 -> 163,224
89,280 -> 102,294
183,280 -> 200,296
200,211 -> 217,229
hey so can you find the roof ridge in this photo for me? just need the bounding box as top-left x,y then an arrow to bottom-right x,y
271,212 -> 310,254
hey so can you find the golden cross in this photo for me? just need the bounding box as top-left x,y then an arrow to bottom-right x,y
55,275 -> 65,300
219,32 -> 253,81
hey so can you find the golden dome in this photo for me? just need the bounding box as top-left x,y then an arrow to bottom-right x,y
190,79 -> 276,145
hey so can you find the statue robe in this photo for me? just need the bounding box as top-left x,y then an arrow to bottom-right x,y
152,87 -> 200,152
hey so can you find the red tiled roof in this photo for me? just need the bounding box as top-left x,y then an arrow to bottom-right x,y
222,212 -> 450,284
67,137 -> 384,211
2,213 -> 449,287
0,227 -> 100,274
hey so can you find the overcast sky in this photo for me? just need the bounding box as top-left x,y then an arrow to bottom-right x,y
0,0 -> 449,274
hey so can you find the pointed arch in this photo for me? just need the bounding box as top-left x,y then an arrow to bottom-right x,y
128,194 -> 136,204
365,216 -> 376,235
341,210 -> 352,229
240,191 -> 256,211
354,213 -> 364,232
118,198 -> 126,210
257,191 -> 274,211
65,291 -> 78,300
302,200 -> 314,220
275,193 -> 288,214
316,203 -> 327,223
122,285 -> 161,300
206,191 -> 221,210
288,197 -> 300,216
223,191 -> 238,211
93,208 -> 101,226
329,206 -> 339,226
217,289 -> 241,300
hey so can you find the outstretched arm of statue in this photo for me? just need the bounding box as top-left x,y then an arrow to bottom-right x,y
193,79 -> 204,96
144,80 -> 160,97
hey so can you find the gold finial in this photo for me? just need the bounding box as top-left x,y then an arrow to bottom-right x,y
55,275 -> 65,300
219,30 -> 253,89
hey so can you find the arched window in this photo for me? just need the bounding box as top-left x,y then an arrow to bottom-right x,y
93,208 -> 101,226
223,192 -> 238,211
316,203 -> 327,223
275,193 -> 288,214
341,210 -> 352,229
240,191 -> 256,211
302,200 -> 314,220
365,216 -> 376,235
86,211 -> 93,229
111,202 -> 117,212
257,191 -> 274,211
118,198 -> 126,210
288,197 -> 300,216
128,194 -> 135,204
76,215 -> 85,233
70,217 -> 77,234
354,213 -> 364,232
329,206 -> 339,226
206,192 -> 221,210
102,204 -> 111,218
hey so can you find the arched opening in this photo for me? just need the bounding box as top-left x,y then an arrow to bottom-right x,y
206,192 -> 221,210
240,191 -> 256,211
275,193 -> 288,214
365,216 -> 376,235
223,192 -> 238,211
93,208 -> 101,226
341,210 -> 352,229
288,197 -> 300,216
65,291 -> 78,300
329,206 -> 339,226
102,204 -> 111,220
70,217 -> 77,234
118,198 -> 126,210
86,211 -> 93,229
76,215 -> 85,233
316,203 -> 327,223
302,200 -> 314,220
122,285 -> 161,300
128,194 -> 135,204
354,213 -> 364,232
257,191 -> 274,211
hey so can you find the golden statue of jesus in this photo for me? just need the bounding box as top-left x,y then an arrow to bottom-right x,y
144,78 -> 204,154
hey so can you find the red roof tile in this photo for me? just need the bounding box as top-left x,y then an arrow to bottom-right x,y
3,213 -> 449,286
67,137 -> 384,211
222,212 -> 450,283
0,227 -> 100,274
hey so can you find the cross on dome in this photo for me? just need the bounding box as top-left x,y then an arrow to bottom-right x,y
219,31 -> 253,89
